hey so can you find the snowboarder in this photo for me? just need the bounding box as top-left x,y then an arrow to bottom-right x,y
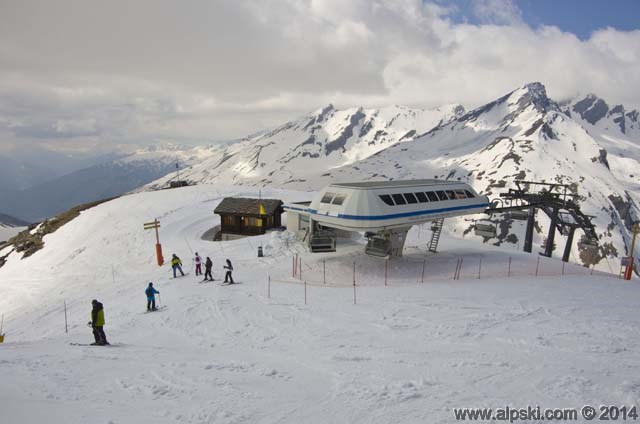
204,256 -> 213,281
194,252 -> 202,276
171,253 -> 185,278
145,282 -> 160,311
89,299 -> 109,345
223,259 -> 234,284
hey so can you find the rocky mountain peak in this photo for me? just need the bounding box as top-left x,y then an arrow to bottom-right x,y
510,82 -> 554,113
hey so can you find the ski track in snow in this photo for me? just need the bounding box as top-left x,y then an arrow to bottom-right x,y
1,184 -> 639,423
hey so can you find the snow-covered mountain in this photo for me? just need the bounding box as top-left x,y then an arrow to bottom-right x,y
0,144 -> 221,222
0,213 -> 29,244
318,83 -> 640,266
145,104 -> 465,190
146,83 -> 640,268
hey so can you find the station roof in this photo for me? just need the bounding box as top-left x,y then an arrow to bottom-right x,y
329,179 -> 465,189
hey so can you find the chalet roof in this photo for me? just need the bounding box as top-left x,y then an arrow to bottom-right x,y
214,197 -> 283,216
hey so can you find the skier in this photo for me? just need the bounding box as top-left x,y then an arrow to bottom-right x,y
89,299 -> 109,345
145,282 -> 160,311
204,256 -> 213,281
223,259 -> 234,284
171,253 -> 185,278
194,252 -> 202,276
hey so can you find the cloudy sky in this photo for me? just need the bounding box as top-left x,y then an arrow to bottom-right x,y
1,0 -> 639,154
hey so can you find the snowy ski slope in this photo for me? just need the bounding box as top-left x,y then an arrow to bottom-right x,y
0,184 -> 639,424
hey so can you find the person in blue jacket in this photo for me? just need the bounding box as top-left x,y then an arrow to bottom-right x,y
145,282 -> 160,311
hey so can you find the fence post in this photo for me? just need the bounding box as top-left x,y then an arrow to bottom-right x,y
562,261 -> 565,276
478,257 -> 482,279
323,260 -> 326,285
535,256 -> 540,277
421,259 -> 426,283
385,259 -> 388,286
508,257 -> 512,277
299,256 -> 302,281
64,300 -> 68,334
292,256 -> 295,278
304,280 -> 307,305
458,258 -> 463,280
452,258 -> 460,280
268,275 -> 271,299
353,261 -> 356,286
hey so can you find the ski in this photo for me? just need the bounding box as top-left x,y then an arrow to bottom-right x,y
70,342 -> 122,347
144,305 -> 168,313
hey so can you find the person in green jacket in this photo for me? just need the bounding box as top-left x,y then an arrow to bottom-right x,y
171,254 -> 185,278
89,299 -> 109,345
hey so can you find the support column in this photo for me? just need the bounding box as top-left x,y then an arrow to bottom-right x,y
542,207 -> 558,258
390,227 -> 411,257
524,208 -> 535,253
562,226 -> 576,263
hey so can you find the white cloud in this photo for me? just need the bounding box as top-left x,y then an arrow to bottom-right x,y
0,0 -> 638,152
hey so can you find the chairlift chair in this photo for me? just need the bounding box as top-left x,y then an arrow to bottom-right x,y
309,230 -> 336,252
365,234 -> 392,257
510,209 -> 529,221
474,219 -> 497,238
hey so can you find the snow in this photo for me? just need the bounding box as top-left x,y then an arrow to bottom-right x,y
1,183 -> 639,423
0,224 -> 25,243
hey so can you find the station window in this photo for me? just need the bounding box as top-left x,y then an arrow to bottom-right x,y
415,192 -> 428,202
436,191 -> 448,201
332,194 -> 347,205
379,194 -> 395,206
445,190 -> 456,200
426,191 -> 439,202
392,193 -> 407,205
321,192 -> 335,203
403,193 -> 418,204
454,190 -> 467,199
465,190 -> 475,198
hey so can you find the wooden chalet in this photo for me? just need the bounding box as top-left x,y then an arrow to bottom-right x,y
214,197 -> 284,239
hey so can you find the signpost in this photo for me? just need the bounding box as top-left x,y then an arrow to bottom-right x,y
144,219 -> 164,266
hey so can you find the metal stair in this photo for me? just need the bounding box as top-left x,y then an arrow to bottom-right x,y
427,218 -> 444,253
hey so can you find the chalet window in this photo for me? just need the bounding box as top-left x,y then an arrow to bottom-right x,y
426,191 -> 439,202
332,194 -> 347,205
465,190 -> 475,198
436,191 -> 448,201
403,193 -> 418,204
321,192 -> 335,203
415,192 -> 428,203
392,194 -> 406,205
445,190 -> 456,200
379,194 -> 394,206
245,217 -> 260,226
222,216 -> 235,225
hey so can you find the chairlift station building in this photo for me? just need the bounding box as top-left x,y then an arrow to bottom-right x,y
284,179 -> 489,257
